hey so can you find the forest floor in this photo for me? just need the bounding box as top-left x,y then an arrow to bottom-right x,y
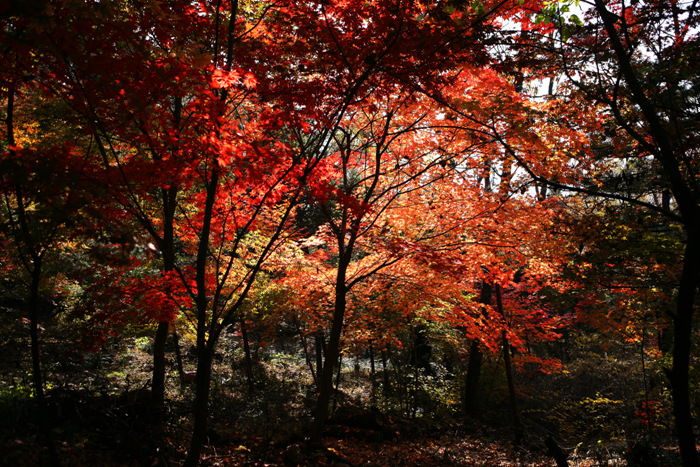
0,305 -> 684,466
0,386 -> 629,467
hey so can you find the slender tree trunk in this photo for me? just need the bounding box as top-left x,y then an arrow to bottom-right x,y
369,342 -> 376,406
183,0 -> 240,458
315,332 -> 324,388
545,437 -> 569,467
152,184 -> 178,411
184,161 -> 219,465
29,262 -> 60,467
463,340 -> 483,417
240,319 -> 255,391
641,328 -> 653,438
464,281 -> 492,417
173,329 -> 186,388
310,262 -> 349,445
183,347 -> 213,467
501,329 -> 519,429
495,283 -> 522,441
381,348 -> 390,403
332,353 -> 343,413
151,321 -> 169,412
411,360 -> 420,418
670,237 -> 699,467
299,327 -> 318,388
183,280 -> 214,466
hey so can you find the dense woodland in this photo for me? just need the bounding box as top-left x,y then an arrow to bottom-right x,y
1,0 -> 699,465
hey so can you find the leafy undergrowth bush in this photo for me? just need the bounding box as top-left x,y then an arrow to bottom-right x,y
517,331 -> 681,467
0,308 -> 689,466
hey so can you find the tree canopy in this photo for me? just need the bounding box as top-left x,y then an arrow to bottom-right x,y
1,0 -> 698,465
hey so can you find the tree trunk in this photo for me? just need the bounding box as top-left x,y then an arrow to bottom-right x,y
464,281 -> 492,417
298,325 -> 317,388
183,346 -> 213,467
310,262 -> 348,445
495,283 -> 522,442
332,353 -> 343,413
183,158 -> 219,465
463,339 -> 483,417
173,329 -> 186,388
152,184 -> 178,411
240,319 -> 255,391
545,437 -> 569,467
151,321 -> 169,412
369,342 -> 376,406
315,332 -> 324,390
5,86 -> 60,466
29,261 -> 60,467
592,5 -> 700,461
381,348 -> 390,401
670,237 -> 699,467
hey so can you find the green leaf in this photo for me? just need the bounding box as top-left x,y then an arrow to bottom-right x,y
471,0 -> 485,15
561,24 -> 575,42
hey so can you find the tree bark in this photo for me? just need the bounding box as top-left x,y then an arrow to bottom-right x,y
545,437 -> 569,467
332,353 -> 343,413
369,342 -> 376,406
463,339 -> 483,417
151,102 -> 180,412
495,283 -> 522,441
183,346 -> 213,467
240,318 -> 255,391
464,281 -> 492,417
185,2 -> 239,462
315,332 -> 325,389
670,237 -> 700,467
183,160 -> 219,465
29,260 -> 60,467
310,260 -> 349,445
297,324 -> 317,388
381,348 -> 390,400
151,321 -> 169,412
173,329 -> 185,388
